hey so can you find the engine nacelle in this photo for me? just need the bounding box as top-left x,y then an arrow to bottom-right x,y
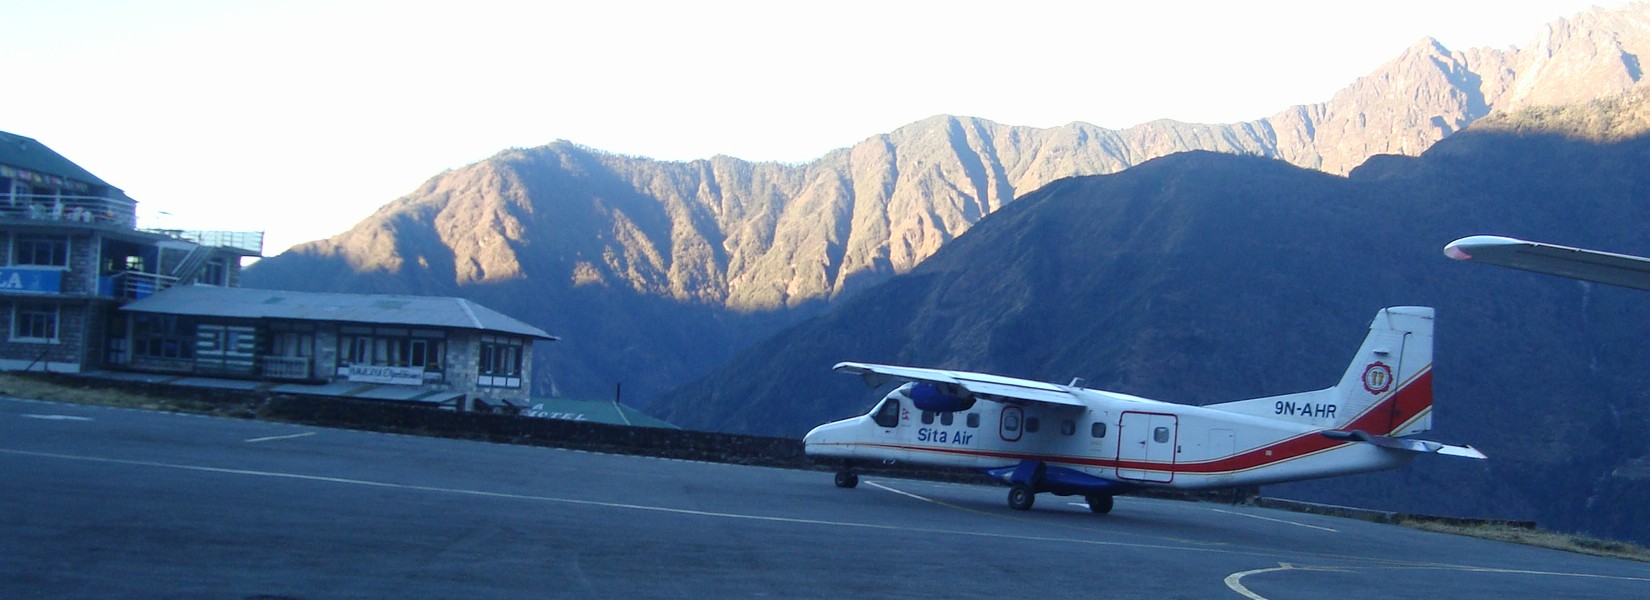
908,382 -> 976,413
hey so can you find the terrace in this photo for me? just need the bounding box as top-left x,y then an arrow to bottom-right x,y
0,192 -> 138,228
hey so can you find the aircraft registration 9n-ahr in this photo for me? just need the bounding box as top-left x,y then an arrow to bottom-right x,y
803,306 -> 1485,513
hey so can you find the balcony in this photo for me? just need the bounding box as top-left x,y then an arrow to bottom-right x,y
0,193 -> 138,228
99,271 -> 179,300
146,229 -> 264,256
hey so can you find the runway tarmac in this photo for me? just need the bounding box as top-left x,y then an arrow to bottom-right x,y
2,396 -> 1646,599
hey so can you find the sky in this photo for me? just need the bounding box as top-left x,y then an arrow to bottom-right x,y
1,0 -> 1631,255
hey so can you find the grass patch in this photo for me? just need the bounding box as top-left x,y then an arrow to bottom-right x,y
1398,519 -> 1650,563
0,373 -> 262,418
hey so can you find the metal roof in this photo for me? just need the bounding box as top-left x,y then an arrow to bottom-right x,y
0,131 -> 114,188
120,285 -> 557,340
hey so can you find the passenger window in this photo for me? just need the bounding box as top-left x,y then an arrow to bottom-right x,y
872,399 -> 900,428
1091,422 -> 1107,438
921,410 -> 935,425
940,412 -> 954,426
966,413 -> 980,428
1025,417 -> 1040,433
1060,420 -> 1075,436
1153,426 -> 1170,443
1003,414 -> 1021,432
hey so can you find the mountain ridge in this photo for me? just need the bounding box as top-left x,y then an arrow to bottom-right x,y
656,114 -> 1650,542
245,3 -> 1650,405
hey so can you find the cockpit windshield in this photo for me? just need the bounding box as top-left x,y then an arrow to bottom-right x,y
870,398 -> 900,428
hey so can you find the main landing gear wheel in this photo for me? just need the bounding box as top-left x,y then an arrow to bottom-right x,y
1085,495 -> 1114,514
1008,485 -> 1036,511
834,471 -> 859,488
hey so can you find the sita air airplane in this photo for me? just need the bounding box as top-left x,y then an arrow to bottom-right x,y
803,306 -> 1485,513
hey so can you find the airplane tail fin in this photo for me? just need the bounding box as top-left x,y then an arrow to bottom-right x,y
1208,306 -> 1434,436
1331,306 -> 1434,436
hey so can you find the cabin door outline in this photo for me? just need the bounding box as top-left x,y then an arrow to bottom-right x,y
1117,411 -> 1178,483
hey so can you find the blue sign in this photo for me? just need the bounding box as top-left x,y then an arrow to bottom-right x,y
0,268 -> 62,294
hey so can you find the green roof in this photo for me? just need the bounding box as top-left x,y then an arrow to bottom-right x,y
522,397 -> 676,428
0,131 -> 114,189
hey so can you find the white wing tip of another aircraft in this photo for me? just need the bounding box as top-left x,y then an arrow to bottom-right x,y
1443,235 -> 1529,261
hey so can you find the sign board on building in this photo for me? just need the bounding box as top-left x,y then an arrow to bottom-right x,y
0,269 -> 61,294
524,404 -> 589,421
347,364 -> 424,386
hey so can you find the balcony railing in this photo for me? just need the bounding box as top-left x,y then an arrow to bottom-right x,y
260,356 -> 314,380
147,229 -> 264,256
100,271 -> 179,300
0,193 -> 138,228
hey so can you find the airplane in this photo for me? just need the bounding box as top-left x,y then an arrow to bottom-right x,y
1444,235 -> 1650,290
803,306 -> 1485,513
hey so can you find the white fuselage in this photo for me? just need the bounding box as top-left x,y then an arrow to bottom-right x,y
804,386 -> 1417,491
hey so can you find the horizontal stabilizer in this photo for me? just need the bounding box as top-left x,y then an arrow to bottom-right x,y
1321,429 -> 1486,459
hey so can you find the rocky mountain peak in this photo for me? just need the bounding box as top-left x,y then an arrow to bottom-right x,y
246,3 -> 1650,408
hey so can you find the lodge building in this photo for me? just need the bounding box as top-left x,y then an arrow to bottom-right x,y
118,286 -> 555,408
0,131 -> 555,410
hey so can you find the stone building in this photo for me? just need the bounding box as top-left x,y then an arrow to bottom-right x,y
118,286 -> 555,408
0,131 -> 258,373
0,130 -> 556,411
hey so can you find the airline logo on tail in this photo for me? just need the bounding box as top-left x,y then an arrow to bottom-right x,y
1362,362 -> 1392,394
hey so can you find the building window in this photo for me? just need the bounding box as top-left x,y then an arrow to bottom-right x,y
12,302 -> 59,342
478,335 -> 524,388
339,328 -> 446,372
13,235 -> 68,267
132,314 -> 193,359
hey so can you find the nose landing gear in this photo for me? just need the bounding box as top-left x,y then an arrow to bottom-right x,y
834,471 -> 859,488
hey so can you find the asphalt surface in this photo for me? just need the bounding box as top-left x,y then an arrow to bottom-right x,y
2,397 -> 1647,599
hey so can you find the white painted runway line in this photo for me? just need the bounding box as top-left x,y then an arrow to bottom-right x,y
20,414 -> 93,421
0,447 -> 1337,559
1205,507 -> 1340,533
244,432 -> 317,443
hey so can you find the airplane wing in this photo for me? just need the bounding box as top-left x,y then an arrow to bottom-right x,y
1444,235 -> 1650,291
1321,429 -> 1487,459
834,362 -> 1086,407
